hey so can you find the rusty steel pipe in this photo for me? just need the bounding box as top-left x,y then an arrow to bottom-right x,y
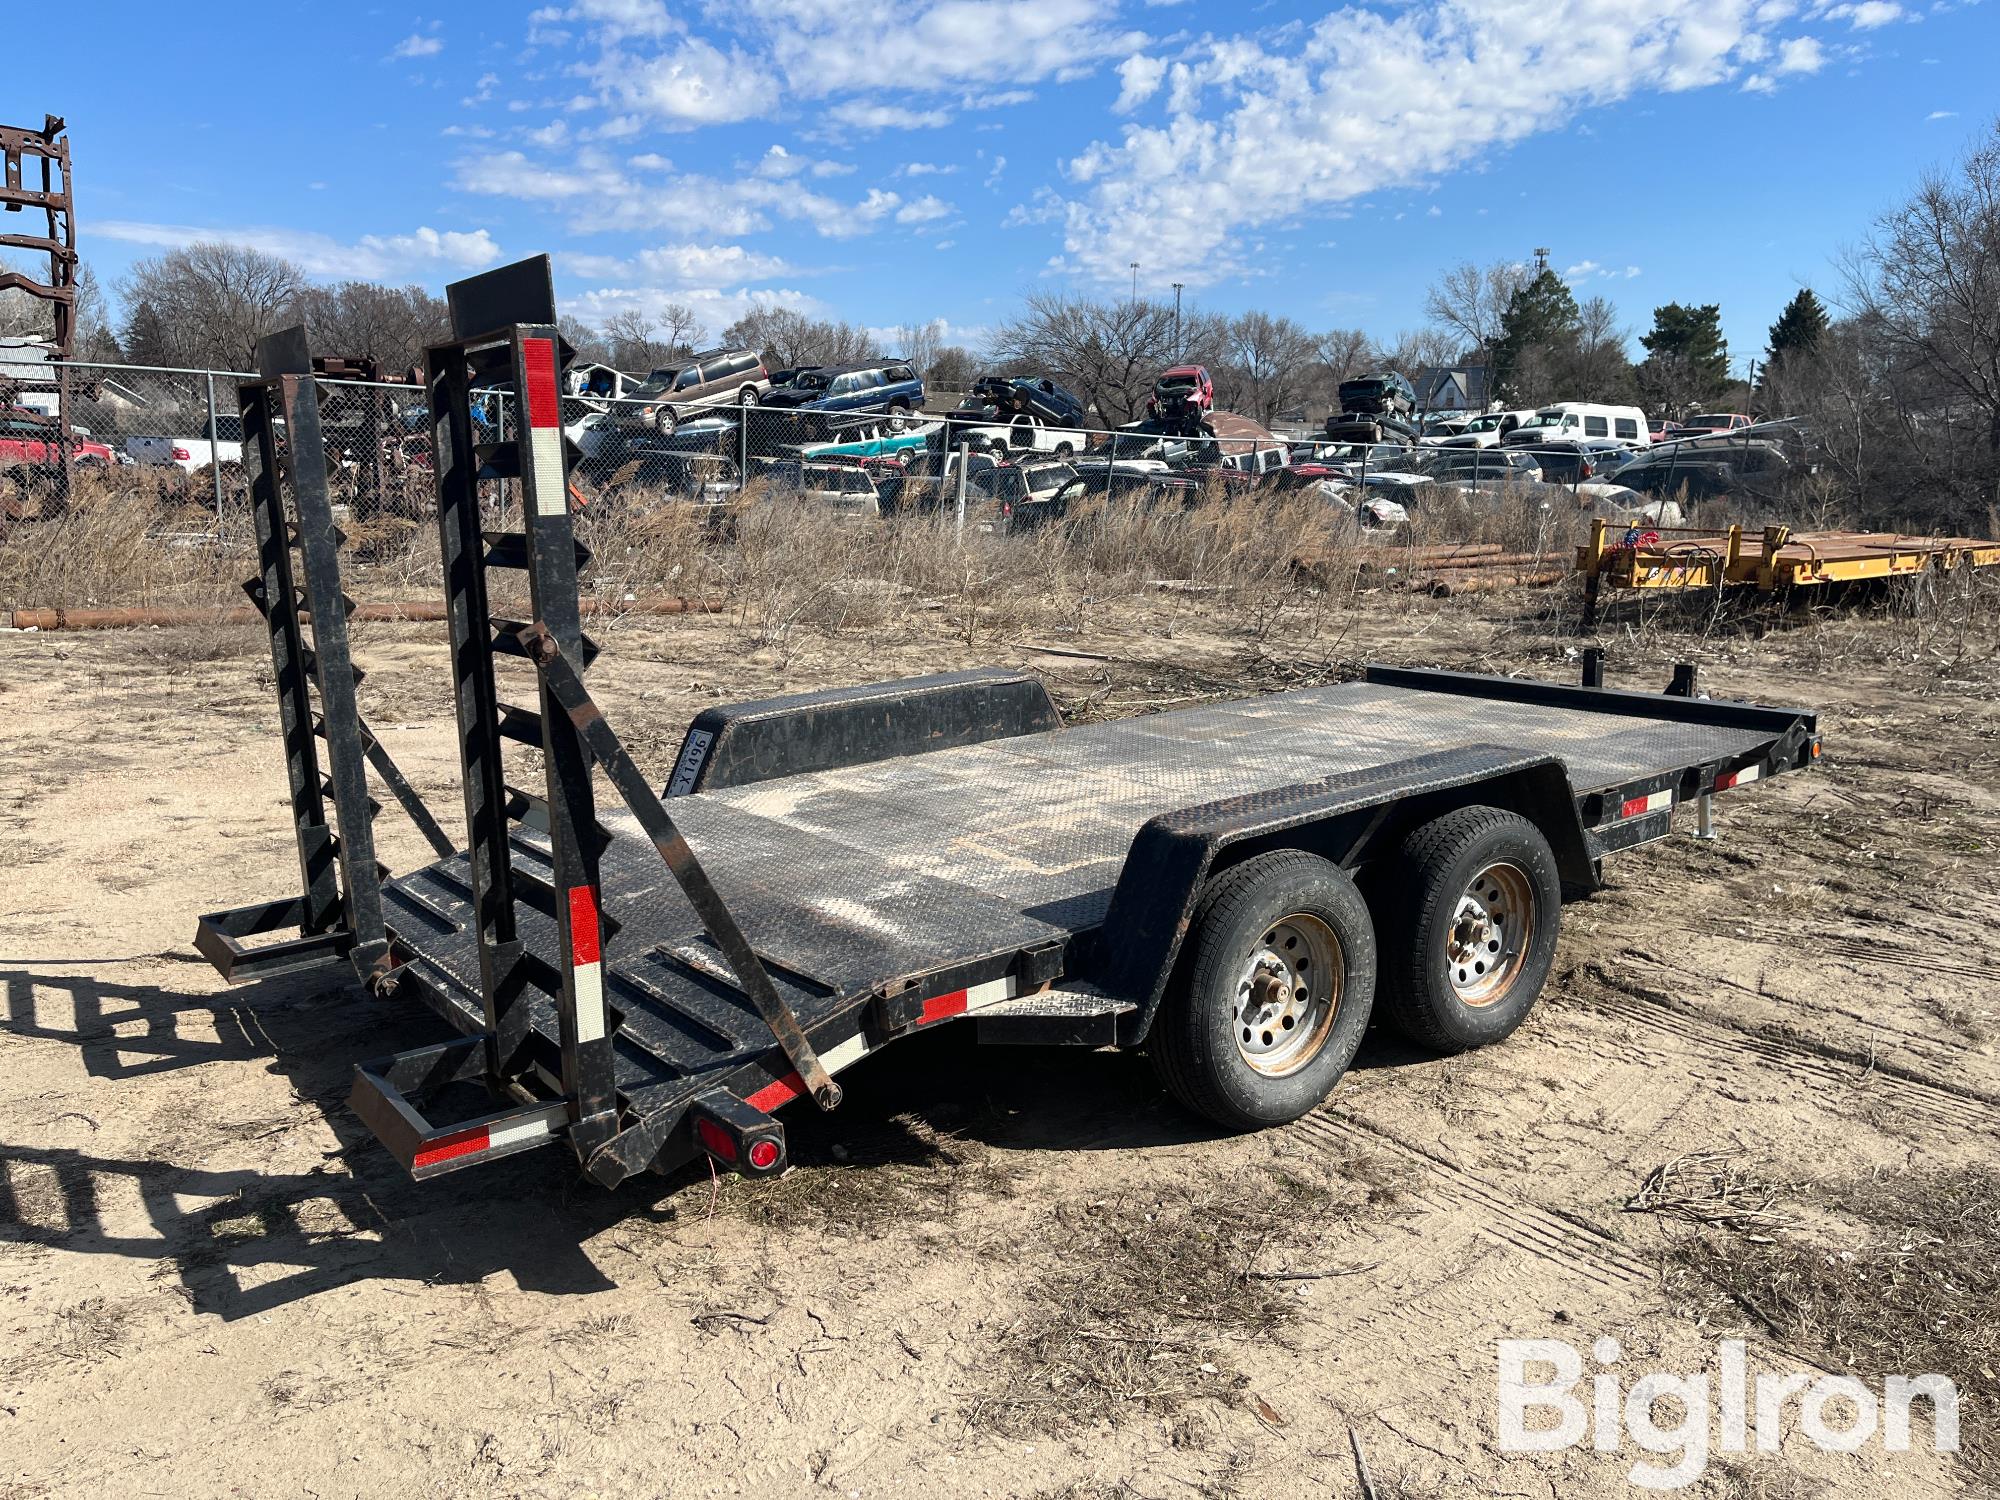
2,597 -> 725,631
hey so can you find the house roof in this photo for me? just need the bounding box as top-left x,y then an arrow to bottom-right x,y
1412,365 -> 1490,410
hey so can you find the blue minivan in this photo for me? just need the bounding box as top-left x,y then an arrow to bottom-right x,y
762,360 -> 926,414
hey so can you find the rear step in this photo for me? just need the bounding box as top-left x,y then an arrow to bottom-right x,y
348,1036 -> 570,1179
974,987 -> 1134,1047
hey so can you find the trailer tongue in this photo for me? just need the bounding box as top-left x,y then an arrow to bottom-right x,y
193,257 -> 1821,1193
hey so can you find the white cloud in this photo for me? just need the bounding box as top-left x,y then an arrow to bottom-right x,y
827,102 -> 954,131
592,38 -> 767,126
1777,34 -> 1826,70
95,220 -> 502,281
898,161 -> 958,177
542,0 -> 679,37
558,243 -> 796,283
1115,54 -> 1168,112
1927,108 -> 1958,119
1817,0 -> 1903,25
754,145 -> 854,178
455,149 -> 903,239
1050,0 -> 1836,287
567,283 -> 822,338
894,194 -> 954,224
984,154 -> 1008,189
388,32 -> 443,60
548,0 -> 1143,131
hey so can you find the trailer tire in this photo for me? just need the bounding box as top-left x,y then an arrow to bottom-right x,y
1380,806 -> 1560,1053
1152,850 -> 1376,1130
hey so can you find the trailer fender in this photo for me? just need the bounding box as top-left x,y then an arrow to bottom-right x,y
1094,745 -> 1593,1047
664,667 -> 1061,795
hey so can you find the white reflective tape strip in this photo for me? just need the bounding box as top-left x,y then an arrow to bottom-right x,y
527,424 -> 567,517
1729,765 -> 1760,787
486,1110 -> 562,1151
1635,789 -> 1672,813
573,960 -> 606,1043
964,976 -> 1018,1014
822,1033 -> 869,1074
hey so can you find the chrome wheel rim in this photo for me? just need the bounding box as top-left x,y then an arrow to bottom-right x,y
1446,860 -> 1535,1007
1234,914 -> 1341,1076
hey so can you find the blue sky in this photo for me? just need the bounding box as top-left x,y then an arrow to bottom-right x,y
25,0 -> 1998,374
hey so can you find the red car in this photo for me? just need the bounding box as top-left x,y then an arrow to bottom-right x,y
1148,364 -> 1213,419
1668,412 -> 1754,438
0,407 -> 114,467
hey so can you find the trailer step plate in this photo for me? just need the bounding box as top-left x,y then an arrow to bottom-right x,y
974,989 -> 1133,1047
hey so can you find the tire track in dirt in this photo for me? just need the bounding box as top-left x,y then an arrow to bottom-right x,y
1297,1111 -> 1653,1292
1563,962 -> 2000,1135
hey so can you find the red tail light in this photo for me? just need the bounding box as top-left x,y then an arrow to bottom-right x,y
748,1139 -> 781,1170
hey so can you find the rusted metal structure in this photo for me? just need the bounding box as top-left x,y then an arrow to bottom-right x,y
0,114 -> 80,521
0,114 -> 77,353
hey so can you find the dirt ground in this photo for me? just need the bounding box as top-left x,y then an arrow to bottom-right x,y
1,578 -> 1997,1499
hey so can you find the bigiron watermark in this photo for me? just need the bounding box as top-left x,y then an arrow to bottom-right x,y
1497,1336 -> 1959,1490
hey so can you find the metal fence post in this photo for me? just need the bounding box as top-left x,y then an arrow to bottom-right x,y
954,440 -> 968,536
739,405 -> 750,490
206,371 -> 225,520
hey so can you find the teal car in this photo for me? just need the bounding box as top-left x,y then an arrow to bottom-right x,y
799,417 -> 940,462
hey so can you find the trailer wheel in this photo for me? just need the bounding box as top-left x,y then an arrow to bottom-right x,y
1152,850 -> 1376,1130
1381,806 -> 1560,1052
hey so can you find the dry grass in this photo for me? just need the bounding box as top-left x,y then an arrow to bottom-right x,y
1665,1166 -> 2000,1475
712,1110 -> 1021,1236
969,1154 -> 1410,1436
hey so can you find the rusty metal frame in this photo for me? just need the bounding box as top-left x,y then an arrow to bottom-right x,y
0,115 -> 78,353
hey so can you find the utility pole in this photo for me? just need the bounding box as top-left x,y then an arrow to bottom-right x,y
1171,282 -> 1183,357
1533,246 -> 1551,274
1129,262 -> 1139,307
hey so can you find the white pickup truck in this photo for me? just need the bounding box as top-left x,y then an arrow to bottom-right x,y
125,413 -> 245,472
964,412 -> 1093,458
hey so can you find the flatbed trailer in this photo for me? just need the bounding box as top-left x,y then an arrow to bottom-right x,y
193,259 -> 1822,1192
1579,519 -> 2000,604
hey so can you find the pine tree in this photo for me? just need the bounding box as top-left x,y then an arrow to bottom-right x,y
1636,303 -> 1729,414
1764,288 -> 1829,365
1490,269 -> 1582,404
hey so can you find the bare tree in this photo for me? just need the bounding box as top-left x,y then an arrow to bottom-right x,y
990,292 -> 1181,423
896,318 -> 945,376
1423,259 -> 1528,360
659,302 -> 706,355
291,281 -> 451,375
119,242 -> 305,370
1221,311 -> 1318,425
927,344 -> 977,390
724,304 -> 874,372
1845,116 -> 2000,520
1569,295 -> 1633,401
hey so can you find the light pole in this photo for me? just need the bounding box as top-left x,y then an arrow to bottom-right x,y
1171,282 -> 1183,357
1129,262 -> 1139,306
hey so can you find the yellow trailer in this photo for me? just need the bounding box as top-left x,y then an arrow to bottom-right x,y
1577,521 -> 2000,619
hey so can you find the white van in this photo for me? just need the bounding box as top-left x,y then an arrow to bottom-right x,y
1503,403 -> 1651,449
1439,408 -> 1539,449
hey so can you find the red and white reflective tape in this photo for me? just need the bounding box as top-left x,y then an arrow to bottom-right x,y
1715,765 -> 1761,791
412,1104 -> 566,1170
520,337 -> 569,518
567,883 -> 607,1044
1618,788 -> 1674,820
745,975 -> 1024,1113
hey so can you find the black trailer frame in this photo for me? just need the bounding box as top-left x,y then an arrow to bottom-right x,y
194,257 -> 1822,1192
